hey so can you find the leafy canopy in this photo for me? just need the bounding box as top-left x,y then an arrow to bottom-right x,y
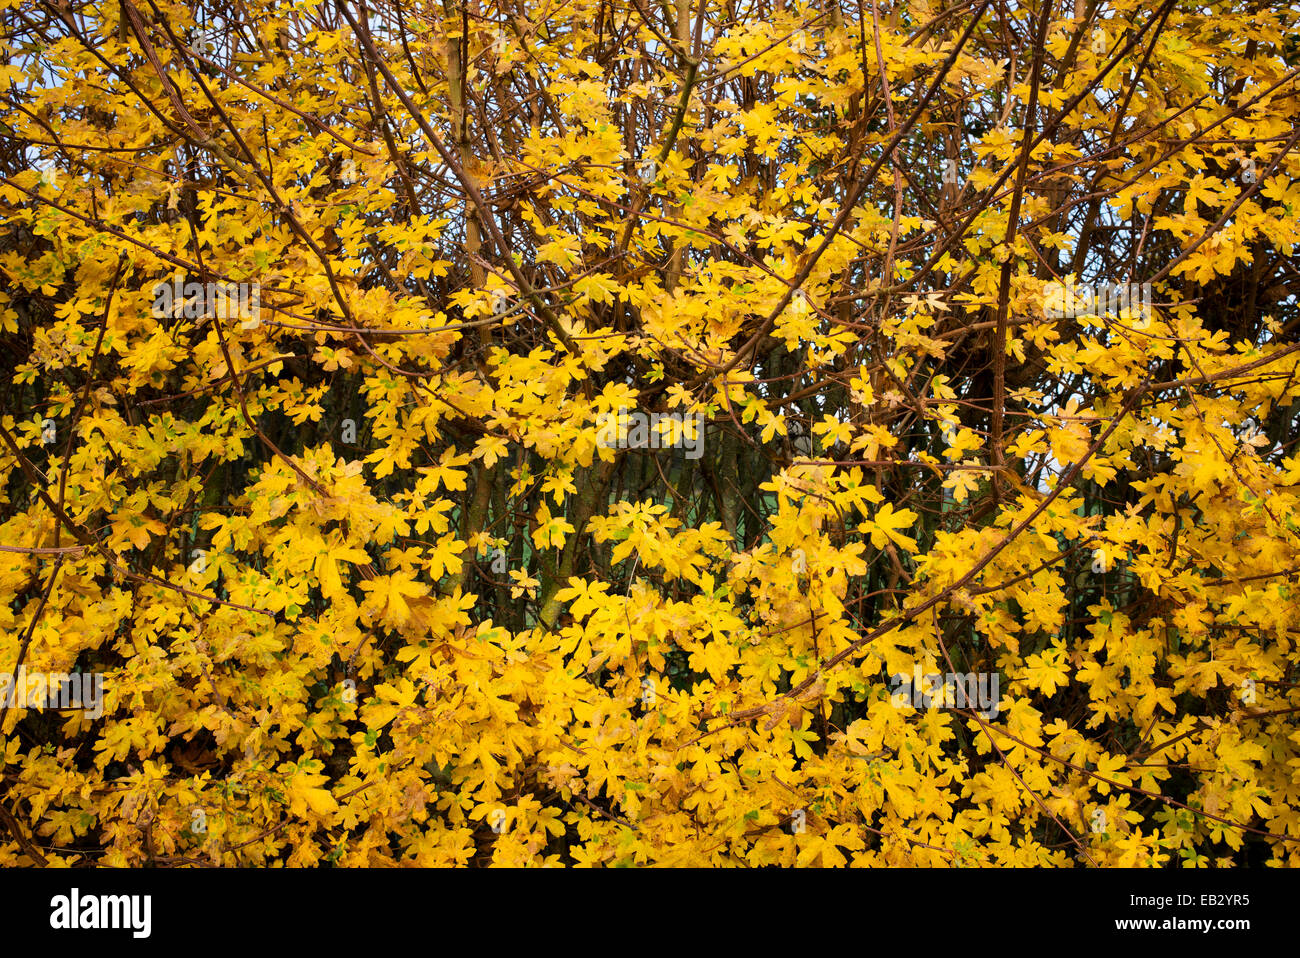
1,0 -> 1299,866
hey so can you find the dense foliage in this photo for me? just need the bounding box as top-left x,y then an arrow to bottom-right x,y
1,0 -> 1299,866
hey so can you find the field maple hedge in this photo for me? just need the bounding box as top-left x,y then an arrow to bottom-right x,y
1,0 -> 1299,867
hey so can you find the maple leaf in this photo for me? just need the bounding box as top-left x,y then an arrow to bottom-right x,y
859,502 -> 919,552
532,502 -> 575,551
554,577 -> 611,621
359,572 -> 429,628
